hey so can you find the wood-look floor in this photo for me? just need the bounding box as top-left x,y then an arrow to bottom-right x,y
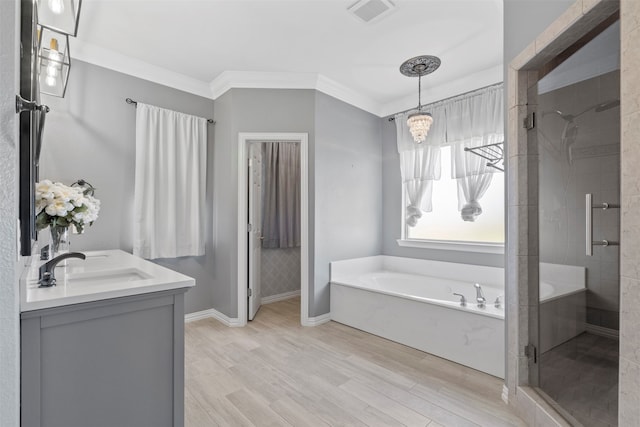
185,297 -> 526,427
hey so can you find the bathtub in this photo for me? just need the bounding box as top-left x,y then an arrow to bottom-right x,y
539,263 -> 586,353
330,256 -> 506,378
329,256 -> 586,379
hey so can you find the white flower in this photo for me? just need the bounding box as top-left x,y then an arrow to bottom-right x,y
35,179 -> 101,231
45,199 -> 70,217
35,179 -> 56,201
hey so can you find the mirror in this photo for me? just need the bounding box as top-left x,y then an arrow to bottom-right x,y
18,0 -> 43,256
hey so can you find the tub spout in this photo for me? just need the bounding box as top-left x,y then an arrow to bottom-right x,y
474,283 -> 486,308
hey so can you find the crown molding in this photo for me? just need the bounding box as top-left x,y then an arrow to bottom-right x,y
69,40 -> 502,118
379,63 -> 504,117
209,71 -> 384,116
70,39 -> 214,99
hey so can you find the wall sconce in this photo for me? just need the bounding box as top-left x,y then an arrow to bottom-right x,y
38,26 -> 71,97
37,0 -> 82,36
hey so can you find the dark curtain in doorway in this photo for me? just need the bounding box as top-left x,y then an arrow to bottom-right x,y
262,142 -> 300,248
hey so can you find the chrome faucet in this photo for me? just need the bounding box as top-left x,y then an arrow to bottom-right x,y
474,283 -> 486,308
453,293 -> 466,306
38,252 -> 86,287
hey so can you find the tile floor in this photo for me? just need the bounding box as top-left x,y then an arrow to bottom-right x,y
185,297 -> 526,426
539,332 -> 619,427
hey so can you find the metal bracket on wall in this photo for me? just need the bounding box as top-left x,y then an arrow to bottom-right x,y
525,344 -> 537,364
523,112 -> 536,130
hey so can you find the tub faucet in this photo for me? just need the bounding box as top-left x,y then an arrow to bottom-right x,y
38,252 -> 86,288
474,283 -> 486,308
453,293 -> 466,307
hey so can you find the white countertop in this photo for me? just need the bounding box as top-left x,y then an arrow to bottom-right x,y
21,249 -> 195,312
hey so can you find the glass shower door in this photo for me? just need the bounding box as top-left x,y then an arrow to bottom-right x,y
536,20 -> 620,427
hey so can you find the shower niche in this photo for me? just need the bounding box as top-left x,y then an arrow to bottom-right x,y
534,19 -> 620,427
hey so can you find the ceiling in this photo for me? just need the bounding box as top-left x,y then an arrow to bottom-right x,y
71,0 -> 504,116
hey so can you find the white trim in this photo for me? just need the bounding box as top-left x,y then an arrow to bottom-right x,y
67,41 -> 501,118
302,313 -> 331,327
238,133 -> 310,327
261,290 -> 301,305
502,385 -> 509,404
586,323 -> 619,340
396,239 -> 505,254
210,71 -> 383,116
184,308 -> 243,327
70,39 -> 213,99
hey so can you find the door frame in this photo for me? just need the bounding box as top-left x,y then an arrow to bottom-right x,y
237,132 -> 309,326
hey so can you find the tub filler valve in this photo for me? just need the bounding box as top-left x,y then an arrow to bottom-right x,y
474,283 -> 486,308
453,293 -> 466,307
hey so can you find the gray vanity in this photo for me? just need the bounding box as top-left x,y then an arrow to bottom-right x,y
20,250 -> 195,427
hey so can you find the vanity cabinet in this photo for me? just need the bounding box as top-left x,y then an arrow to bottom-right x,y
21,288 -> 187,427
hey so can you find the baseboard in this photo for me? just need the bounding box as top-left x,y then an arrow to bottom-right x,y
261,290 -> 301,305
185,308 -> 243,327
302,312 -> 331,327
586,323 -> 619,340
502,385 -> 509,404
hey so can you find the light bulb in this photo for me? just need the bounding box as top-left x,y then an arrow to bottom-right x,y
47,0 -> 65,15
44,38 -> 62,87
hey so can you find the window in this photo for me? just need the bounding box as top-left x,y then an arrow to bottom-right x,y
402,145 -> 504,248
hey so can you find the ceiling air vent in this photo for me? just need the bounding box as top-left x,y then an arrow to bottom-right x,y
348,0 -> 396,23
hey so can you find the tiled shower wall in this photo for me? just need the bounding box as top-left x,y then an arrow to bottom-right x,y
261,247 -> 301,298
539,71 -> 620,330
619,0 -> 640,424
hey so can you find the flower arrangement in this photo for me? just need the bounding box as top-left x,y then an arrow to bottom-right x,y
35,179 -> 101,233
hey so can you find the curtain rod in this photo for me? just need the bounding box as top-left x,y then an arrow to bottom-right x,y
125,98 -> 215,124
387,82 -> 503,121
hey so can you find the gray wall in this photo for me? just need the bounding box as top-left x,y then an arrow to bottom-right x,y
212,89 -> 316,317
40,60 -> 215,314
380,117 -> 504,267
212,89 -> 382,318
0,1 -> 21,425
504,0 -> 574,66
313,92 -> 383,316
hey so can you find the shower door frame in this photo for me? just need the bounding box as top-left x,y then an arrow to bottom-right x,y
505,0 -> 621,425
237,132 -> 310,326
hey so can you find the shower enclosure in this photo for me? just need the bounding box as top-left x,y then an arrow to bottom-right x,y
534,20 -> 620,426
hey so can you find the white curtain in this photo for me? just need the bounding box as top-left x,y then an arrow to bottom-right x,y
395,103 -> 446,227
133,103 -> 207,259
448,85 -> 504,221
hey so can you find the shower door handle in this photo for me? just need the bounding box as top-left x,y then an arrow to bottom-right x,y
586,193 -> 593,256
586,193 -> 620,256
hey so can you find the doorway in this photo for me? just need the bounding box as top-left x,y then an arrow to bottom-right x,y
237,133 -> 309,326
534,20 -> 620,426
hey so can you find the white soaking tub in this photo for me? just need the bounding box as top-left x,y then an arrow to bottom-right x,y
330,256 -> 506,378
539,263 -> 586,353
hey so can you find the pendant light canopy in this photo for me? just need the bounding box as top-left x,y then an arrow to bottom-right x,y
400,55 -> 441,143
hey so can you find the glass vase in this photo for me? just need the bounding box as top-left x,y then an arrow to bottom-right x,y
50,225 -> 70,258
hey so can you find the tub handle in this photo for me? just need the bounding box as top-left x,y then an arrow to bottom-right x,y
453,293 -> 466,307
494,295 -> 502,309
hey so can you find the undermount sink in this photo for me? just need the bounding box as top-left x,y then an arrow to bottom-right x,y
65,268 -> 151,286
22,249 -> 195,311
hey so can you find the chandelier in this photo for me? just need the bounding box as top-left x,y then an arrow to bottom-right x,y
400,55 -> 441,143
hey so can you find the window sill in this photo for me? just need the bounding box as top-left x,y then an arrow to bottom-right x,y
396,239 -> 504,254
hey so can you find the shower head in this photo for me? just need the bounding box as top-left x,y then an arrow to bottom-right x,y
551,99 -> 620,122
594,99 -> 620,113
